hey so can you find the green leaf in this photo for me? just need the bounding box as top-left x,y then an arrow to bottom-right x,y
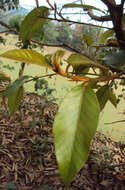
83,34 -> 93,47
8,86 -> 24,114
0,69 -> 11,81
104,50 -> 125,69
67,53 -> 108,70
3,76 -> 29,98
74,66 -> 90,75
0,49 -> 52,69
98,29 -> 114,44
96,85 -> 110,111
63,3 -> 104,13
53,85 -> 100,187
20,6 -> 49,43
108,88 -> 117,108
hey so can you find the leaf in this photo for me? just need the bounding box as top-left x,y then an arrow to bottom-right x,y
83,34 -> 93,47
3,76 -> 29,98
108,88 -> 117,108
0,69 -> 11,81
98,29 -> 114,44
53,85 -> 100,187
54,49 -> 65,60
0,49 -> 52,69
8,86 -> 24,114
20,6 -> 49,43
52,49 -> 65,65
67,53 -> 108,70
74,66 -> 90,75
63,3 -> 104,13
96,85 -> 110,111
103,50 -> 125,69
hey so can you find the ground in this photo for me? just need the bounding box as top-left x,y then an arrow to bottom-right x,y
0,92 -> 125,190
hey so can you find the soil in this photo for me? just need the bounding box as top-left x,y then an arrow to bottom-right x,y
0,92 -> 125,190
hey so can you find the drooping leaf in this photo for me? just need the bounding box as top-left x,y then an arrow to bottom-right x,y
0,49 -> 52,69
0,70 -> 11,81
51,49 -> 65,65
53,85 -> 100,187
108,88 -> 117,108
63,3 -> 105,13
20,6 -> 49,43
54,49 -> 65,60
8,86 -> 24,114
83,34 -> 93,47
67,53 -> 108,70
74,65 -> 90,75
98,29 -> 114,44
96,85 -> 110,111
103,50 -> 125,69
3,76 -> 29,98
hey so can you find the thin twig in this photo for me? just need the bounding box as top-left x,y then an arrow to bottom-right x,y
46,0 -> 55,10
35,0 -> 41,13
70,72 -> 102,76
31,40 -> 82,53
105,119 -> 125,125
38,15 -> 112,30
0,30 -> 11,33
25,73 -> 57,83
35,0 -> 39,8
0,21 -> 19,34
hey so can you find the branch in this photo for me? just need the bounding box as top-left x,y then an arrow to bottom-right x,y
35,0 -> 39,8
0,21 -> 18,34
101,0 -> 116,6
31,40 -> 82,53
46,0 -> 55,10
25,73 -> 57,83
105,119 -> 125,124
88,10 -> 112,22
0,29 -> 12,33
121,0 -> 125,6
38,15 -> 112,30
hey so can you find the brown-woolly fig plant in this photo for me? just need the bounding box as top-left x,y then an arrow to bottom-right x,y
0,0 -> 125,189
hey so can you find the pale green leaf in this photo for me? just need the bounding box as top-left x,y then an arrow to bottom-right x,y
63,3 -> 105,13
98,29 -> 114,44
83,34 -> 93,47
0,49 -> 52,69
8,86 -> 24,114
3,76 -> 29,98
67,53 -> 108,70
20,6 -> 49,43
96,85 -> 110,111
53,85 -> 100,187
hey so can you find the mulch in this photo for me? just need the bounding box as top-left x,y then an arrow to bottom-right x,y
0,92 -> 125,190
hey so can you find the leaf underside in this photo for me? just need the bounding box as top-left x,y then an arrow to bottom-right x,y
53,85 -> 100,187
20,6 -> 49,43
